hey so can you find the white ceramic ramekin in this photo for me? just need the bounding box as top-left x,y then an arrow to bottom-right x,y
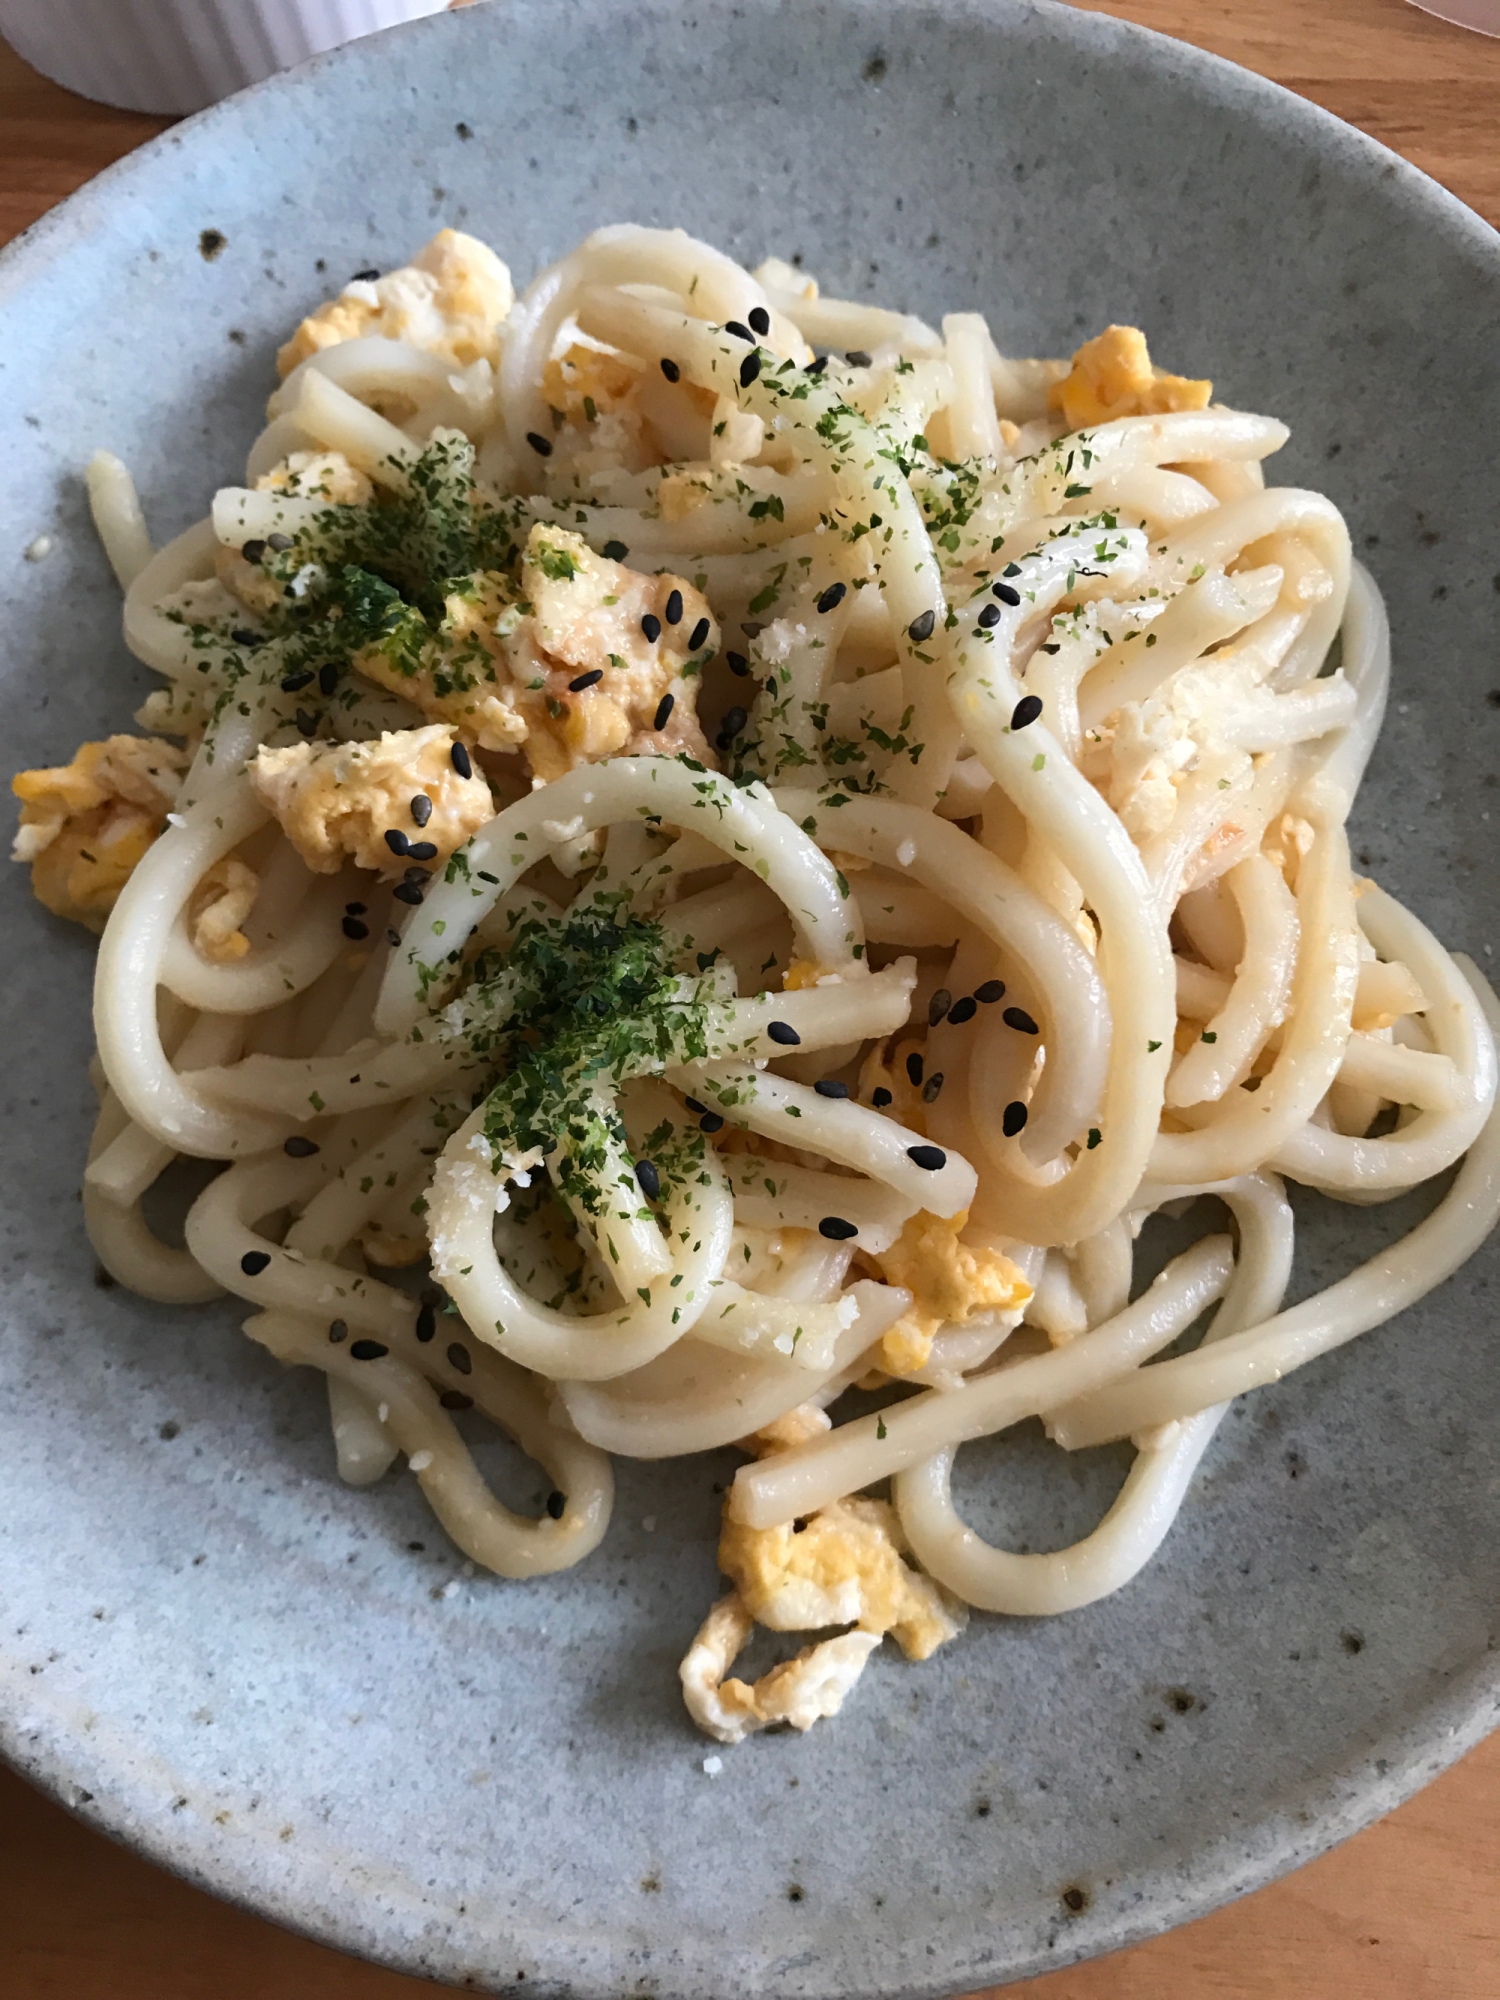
0,0 -> 450,115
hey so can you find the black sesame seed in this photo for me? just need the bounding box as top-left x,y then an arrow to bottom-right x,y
741,620 -> 766,637
993,582 -> 1022,606
641,613 -> 662,643
382,827 -> 409,855
410,793 -> 434,827
683,1097 -> 709,1116
686,617 -> 711,652
327,1318 -> 348,1343
806,354 -> 828,376
906,1143 -> 947,1171
748,305 -> 771,335
239,1250 -> 271,1276
450,740 -> 473,779
231,627 -> 263,647
440,1390 -> 473,1410
922,1072 -> 945,1103
975,979 -> 1006,1003
1011,694 -> 1044,731
905,1051 -> 924,1087
351,268 -> 380,282
283,1135 -> 320,1157
280,670 -> 314,693
813,1079 -> 849,1099
635,1158 -> 662,1200
415,1304 -> 436,1343
267,532 -> 293,552
351,1339 -> 389,1361
1003,1006 -> 1039,1035
948,995 -> 978,1025
342,915 -> 369,940
819,1216 -> 858,1241
1002,1100 -> 1029,1137
660,357 -> 681,382
815,581 -> 847,614
699,1112 -> 725,1133
404,864 -> 429,881
404,841 -> 438,862
602,539 -> 628,561
569,668 -> 604,692
318,661 -> 340,695
928,988 -> 952,1026
446,1341 -> 472,1375
345,901 -> 367,915
908,608 -> 936,643
526,431 -> 553,456
739,352 -> 761,388
652,692 -> 675,732
767,1021 -> 801,1046
386,927 -> 401,947
546,1489 -> 566,1519
295,708 -> 317,737
872,1086 -> 893,1108
977,602 -> 1001,629
241,538 -> 267,565
726,650 -> 750,675
663,588 -> 684,626
393,881 -> 425,906
724,319 -> 753,342
845,349 -> 873,367
720,704 -> 747,739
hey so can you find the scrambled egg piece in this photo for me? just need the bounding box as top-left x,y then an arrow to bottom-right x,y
11,734 -> 188,930
503,525 -> 718,782
680,1594 -> 882,1745
1103,655 -> 1319,845
247,723 -> 493,878
276,228 -> 513,378
350,527 -> 717,778
257,450 -> 374,504
1050,325 -> 1211,431
541,341 -> 666,476
353,570 -> 532,753
188,855 -> 259,963
678,1401 -> 969,1743
869,1209 -> 1031,1375
721,1493 -> 964,1656
543,342 -> 643,426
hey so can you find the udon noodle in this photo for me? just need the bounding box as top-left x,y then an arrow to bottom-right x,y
16,224 -> 1496,1743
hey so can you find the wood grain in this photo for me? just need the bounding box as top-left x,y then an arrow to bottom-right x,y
0,2 -> 1496,1994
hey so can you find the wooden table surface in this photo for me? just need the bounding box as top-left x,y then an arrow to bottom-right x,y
1,3 -> 1497,1994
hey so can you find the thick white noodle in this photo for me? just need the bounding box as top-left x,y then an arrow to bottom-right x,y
895,1175 -> 1293,1613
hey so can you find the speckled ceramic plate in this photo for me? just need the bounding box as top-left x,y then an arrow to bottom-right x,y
1,2 -> 1497,1993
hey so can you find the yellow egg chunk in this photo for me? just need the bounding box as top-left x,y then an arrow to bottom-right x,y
1050,323 -> 1212,431
719,1493 -> 965,1661
247,722 -> 494,878
350,569 -> 533,754
503,524 -> 718,783
870,1208 -> 1032,1375
276,228 -> 513,378
187,855 -> 260,963
256,450 -> 375,505
11,734 -> 189,931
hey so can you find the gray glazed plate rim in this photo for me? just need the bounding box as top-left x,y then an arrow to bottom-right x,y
1,1 -> 1498,1993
